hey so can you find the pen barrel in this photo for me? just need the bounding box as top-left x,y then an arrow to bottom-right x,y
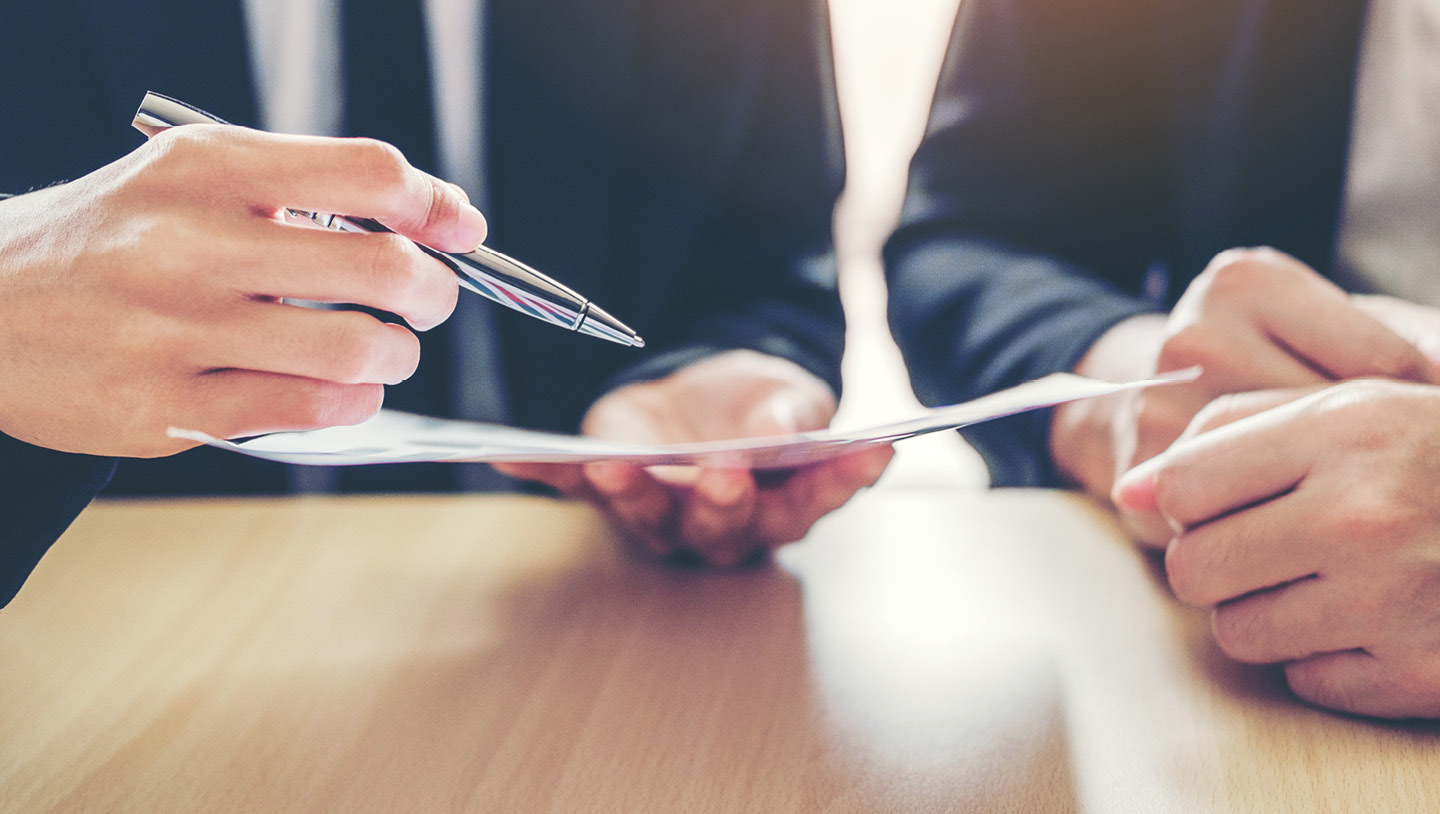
442,247 -> 591,331
320,213 -> 590,332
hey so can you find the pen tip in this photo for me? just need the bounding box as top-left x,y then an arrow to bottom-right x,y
578,302 -> 645,348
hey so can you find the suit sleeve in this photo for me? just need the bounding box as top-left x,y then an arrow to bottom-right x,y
884,0 -> 1170,486
601,0 -> 847,398
0,432 -> 116,608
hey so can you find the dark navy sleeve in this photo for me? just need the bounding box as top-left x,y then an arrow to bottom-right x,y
0,432 -> 116,608
884,0 -> 1169,486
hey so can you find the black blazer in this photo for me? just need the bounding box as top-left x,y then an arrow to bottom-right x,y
885,0 -> 1367,487
0,0 -> 845,604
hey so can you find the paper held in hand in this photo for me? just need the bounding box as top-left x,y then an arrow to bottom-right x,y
167,369 -> 1198,470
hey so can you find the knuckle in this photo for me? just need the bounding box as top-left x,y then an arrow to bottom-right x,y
422,177 -> 462,233
128,313 -> 188,366
375,246 -> 458,330
322,342 -> 374,386
1327,482 -> 1417,547
1309,381 -> 1397,446
390,250 -> 436,307
145,124 -> 208,164
287,385 -> 345,429
358,232 -> 419,299
1158,324 -> 1227,370
289,382 -> 384,429
323,318 -> 386,384
350,138 -> 410,187
1200,248 -> 1260,288
144,125 -> 245,184
1193,247 -> 1294,302
1210,606 -> 1268,662
144,218 -> 210,278
96,216 -> 180,288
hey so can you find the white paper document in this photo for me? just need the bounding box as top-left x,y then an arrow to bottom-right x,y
167,370 -> 1196,470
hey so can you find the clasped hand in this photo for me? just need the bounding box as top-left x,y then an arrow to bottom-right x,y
1057,247 -> 1440,718
1055,247 -> 1440,543
1117,381 -> 1440,718
498,350 -> 893,567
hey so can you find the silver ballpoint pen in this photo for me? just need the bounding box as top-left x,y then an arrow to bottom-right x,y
133,91 -> 644,347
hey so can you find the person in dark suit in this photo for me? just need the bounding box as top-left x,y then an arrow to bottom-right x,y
886,0 -> 1440,717
0,0 -> 892,606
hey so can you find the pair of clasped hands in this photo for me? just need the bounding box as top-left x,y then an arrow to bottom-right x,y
0,126 -> 890,565
1053,248 -> 1440,719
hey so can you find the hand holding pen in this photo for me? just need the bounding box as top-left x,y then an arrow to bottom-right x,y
0,93 -> 525,458
135,93 -> 642,347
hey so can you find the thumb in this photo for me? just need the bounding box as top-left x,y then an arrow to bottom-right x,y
1112,455 -> 1176,549
742,388 -> 830,438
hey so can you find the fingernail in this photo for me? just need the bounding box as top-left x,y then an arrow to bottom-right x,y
587,463 -> 632,495
701,472 -> 747,505
746,392 -> 802,437
1112,459 -> 1160,512
454,203 -> 488,250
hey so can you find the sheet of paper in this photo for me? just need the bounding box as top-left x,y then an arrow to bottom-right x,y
167,370 -> 1197,469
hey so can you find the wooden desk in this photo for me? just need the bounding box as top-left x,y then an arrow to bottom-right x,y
2,486 -> 1437,812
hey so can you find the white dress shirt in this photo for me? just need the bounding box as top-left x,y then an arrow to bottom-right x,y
1336,0 -> 1440,305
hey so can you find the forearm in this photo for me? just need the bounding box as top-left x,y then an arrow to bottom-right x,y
885,234 -> 1153,486
881,0 -> 1173,487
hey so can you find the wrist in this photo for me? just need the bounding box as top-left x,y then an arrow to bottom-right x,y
1050,314 -> 1166,494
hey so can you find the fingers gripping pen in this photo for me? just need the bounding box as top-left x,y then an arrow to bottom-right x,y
133,91 -> 644,347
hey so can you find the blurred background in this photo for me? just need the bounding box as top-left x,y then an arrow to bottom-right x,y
827,0 -> 987,489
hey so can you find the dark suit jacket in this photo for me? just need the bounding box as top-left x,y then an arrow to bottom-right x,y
0,0 -> 845,605
885,0 -> 1367,487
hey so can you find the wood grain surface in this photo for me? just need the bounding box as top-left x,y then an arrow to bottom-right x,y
2,488 -> 1437,813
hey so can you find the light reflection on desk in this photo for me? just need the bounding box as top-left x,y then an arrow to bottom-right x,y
783,492 -> 1075,811
1,489 -> 1438,813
